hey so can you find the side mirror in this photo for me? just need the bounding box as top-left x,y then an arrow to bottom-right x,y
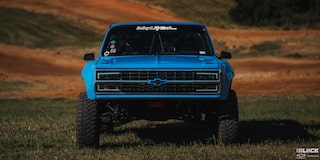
220,51 -> 232,59
83,53 -> 95,61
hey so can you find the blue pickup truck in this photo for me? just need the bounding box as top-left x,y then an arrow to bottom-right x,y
76,22 -> 238,147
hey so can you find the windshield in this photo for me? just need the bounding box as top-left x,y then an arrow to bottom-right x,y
102,25 -> 213,56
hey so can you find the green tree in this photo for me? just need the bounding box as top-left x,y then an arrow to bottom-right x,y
229,0 -> 320,28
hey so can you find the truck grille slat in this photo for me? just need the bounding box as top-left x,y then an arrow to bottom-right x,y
122,71 -> 195,80
119,84 -> 200,93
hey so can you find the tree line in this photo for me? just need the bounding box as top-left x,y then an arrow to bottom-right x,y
229,0 -> 320,28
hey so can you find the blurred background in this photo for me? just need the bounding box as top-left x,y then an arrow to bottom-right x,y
0,0 -> 319,98
0,0 -> 319,159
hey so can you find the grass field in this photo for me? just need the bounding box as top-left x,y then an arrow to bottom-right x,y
0,95 -> 319,160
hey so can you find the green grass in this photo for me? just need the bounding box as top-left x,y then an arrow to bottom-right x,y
231,41 -> 283,58
239,95 -> 320,122
213,40 -> 284,59
0,81 -> 33,92
230,40 -> 318,59
249,41 -> 281,55
213,39 -> 283,59
0,81 -> 56,98
0,95 -> 319,159
0,7 -> 103,48
0,81 -> 33,98
134,0 -> 235,28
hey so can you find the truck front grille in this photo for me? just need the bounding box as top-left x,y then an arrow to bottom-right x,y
95,70 -> 220,94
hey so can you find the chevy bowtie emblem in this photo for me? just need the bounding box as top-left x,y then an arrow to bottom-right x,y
147,78 -> 167,87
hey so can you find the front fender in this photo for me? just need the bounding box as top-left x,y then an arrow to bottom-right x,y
81,60 -> 97,100
219,60 -> 234,100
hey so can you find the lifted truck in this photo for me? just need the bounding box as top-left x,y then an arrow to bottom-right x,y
76,22 -> 238,147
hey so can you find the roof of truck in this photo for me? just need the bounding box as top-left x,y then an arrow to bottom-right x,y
109,21 -> 206,28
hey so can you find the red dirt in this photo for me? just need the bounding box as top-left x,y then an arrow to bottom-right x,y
0,0 -> 319,98
230,57 -> 320,95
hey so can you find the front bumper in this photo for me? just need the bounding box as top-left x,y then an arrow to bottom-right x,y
94,94 -> 222,100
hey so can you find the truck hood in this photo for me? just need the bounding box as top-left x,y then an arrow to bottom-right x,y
96,55 -> 220,69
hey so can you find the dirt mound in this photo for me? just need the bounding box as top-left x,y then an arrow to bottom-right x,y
1,43 -> 319,98
0,43 -> 84,98
0,0 -> 180,30
0,51 -> 78,76
0,44 -> 82,76
230,57 -> 320,95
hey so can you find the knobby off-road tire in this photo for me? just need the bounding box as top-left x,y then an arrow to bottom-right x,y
76,92 -> 100,147
217,90 -> 239,144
